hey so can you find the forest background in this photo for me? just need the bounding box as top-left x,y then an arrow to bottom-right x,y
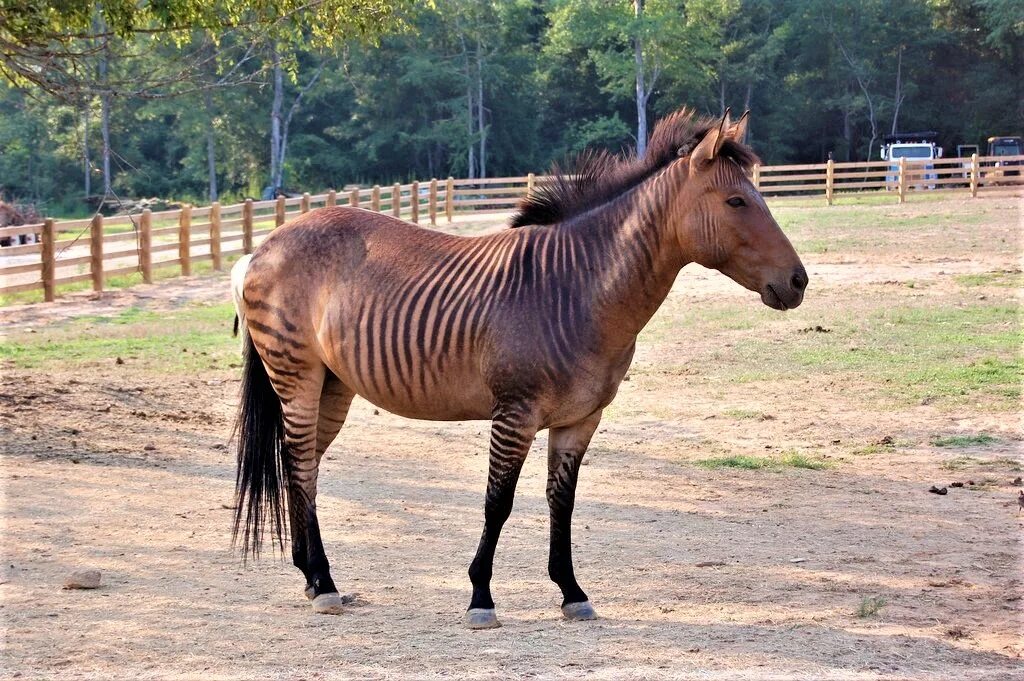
1,0 -> 1020,216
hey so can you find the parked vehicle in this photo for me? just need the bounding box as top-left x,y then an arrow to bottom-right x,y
987,136 -> 1022,176
956,145 -> 979,181
880,132 -> 943,189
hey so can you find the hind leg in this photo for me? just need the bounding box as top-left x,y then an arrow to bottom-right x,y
271,363 -> 347,615
296,373 -> 355,607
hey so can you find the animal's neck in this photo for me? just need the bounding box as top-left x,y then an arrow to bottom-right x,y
570,165 -> 690,346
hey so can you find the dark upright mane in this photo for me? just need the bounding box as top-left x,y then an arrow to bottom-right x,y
510,107 -> 760,228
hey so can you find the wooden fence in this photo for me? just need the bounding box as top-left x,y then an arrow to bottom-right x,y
1,155 -> 1021,302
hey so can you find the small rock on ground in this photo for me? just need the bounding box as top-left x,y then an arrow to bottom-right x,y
64,569 -> 102,589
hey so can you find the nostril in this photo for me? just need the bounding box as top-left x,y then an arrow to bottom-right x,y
791,267 -> 808,291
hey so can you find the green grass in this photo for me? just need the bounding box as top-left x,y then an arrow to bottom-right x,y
931,434 -> 998,448
695,455 -> 773,470
694,450 -> 830,470
855,596 -> 887,618
0,255 -> 241,306
722,302 -> 1021,410
778,451 -> 831,469
1,301 -> 239,373
766,197 -> 1000,259
940,455 -> 1021,472
955,271 -> 1022,288
853,441 -> 900,456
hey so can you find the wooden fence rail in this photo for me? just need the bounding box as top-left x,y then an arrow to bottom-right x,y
2,155 -> 1022,301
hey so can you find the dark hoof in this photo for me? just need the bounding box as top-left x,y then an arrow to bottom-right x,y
561,600 -> 597,621
304,585 -> 315,601
465,608 -> 501,629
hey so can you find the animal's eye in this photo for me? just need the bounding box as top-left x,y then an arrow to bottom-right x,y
726,196 -> 746,208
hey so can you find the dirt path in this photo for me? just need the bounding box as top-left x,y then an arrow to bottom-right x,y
2,362 -> 1020,680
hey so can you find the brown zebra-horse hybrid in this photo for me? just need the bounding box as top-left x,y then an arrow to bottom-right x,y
234,108 -> 807,628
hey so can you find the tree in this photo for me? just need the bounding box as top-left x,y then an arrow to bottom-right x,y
545,0 -> 713,156
1,0 -> 410,198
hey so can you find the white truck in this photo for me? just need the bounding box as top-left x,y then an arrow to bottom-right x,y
880,132 -> 943,189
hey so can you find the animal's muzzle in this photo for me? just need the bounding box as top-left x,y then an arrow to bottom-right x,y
762,266 -> 808,311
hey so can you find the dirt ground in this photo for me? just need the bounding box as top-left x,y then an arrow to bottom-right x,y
1,196 -> 1022,680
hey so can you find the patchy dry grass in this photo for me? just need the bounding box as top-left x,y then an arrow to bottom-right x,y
855,596 -> 888,618
1,301 -> 238,372
931,433 -> 998,448
694,450 -> 830,470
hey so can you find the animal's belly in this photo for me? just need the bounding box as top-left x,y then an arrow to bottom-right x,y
327,357 -> 494,421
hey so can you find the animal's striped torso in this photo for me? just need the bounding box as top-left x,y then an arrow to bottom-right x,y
243,207 -> 637,427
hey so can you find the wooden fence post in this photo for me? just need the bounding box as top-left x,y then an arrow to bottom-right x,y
825,159 -> 835,206
140,209 -> 152,284
446,177 -> 454,223
178,205 -> 192,276
969,153 -> 979,198
752,164 -> 760,190
897,157 -> 907,204
210,201 -> 222,270
527,172 -> 535,196
275,195 -> 286,226
349,188 -> 359,207
429,179 -> 438,226
301,192 -> 310,213
411,180 -> 420,224
392,183 -> 401,218
90,213 -> 104,291
327,189 -> 337,207
371,185 -> 381,212
41,218 -> 55,302
242,199 -> 253,254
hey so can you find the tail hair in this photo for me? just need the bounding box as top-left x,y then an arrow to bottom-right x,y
232,333 -> 288,561
232,314 -> 239,338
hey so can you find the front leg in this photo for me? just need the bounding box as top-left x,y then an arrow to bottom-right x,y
465,401 -> 539,629
547,410 -> 602,621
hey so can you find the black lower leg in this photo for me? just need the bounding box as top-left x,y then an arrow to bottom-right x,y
467,405 -> 536,612
290,485 -> 337,597
547,448 -> 588,605
468,485 -> 518,610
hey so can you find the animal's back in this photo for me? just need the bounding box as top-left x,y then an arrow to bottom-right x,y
244,207 -> 519,420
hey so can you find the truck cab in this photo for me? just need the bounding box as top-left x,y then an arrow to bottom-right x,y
987,136 -> 1022,176
880,132 -> 943,189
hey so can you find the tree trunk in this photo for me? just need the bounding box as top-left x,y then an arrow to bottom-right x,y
834,32 -> 878,161
269,46 -> 284,192
99,51 -> 112,195
83,103 -> 91,199
719,80 -> 727,117
466,71 -> 475,179
891,45 -> 903,135
204,89 -> 218,202
477,43 -> 486,179
843,103 -> 852,162
633,0 -> 648,157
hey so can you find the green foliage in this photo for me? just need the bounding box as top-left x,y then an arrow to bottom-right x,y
1,0 -> 1020,207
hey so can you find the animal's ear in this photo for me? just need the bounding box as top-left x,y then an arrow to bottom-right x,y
730,110 -> 750,142
689,109 -> 730,175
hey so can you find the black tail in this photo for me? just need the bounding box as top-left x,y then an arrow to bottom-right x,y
232,333 -> 287,561
232,313 -> 239,338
